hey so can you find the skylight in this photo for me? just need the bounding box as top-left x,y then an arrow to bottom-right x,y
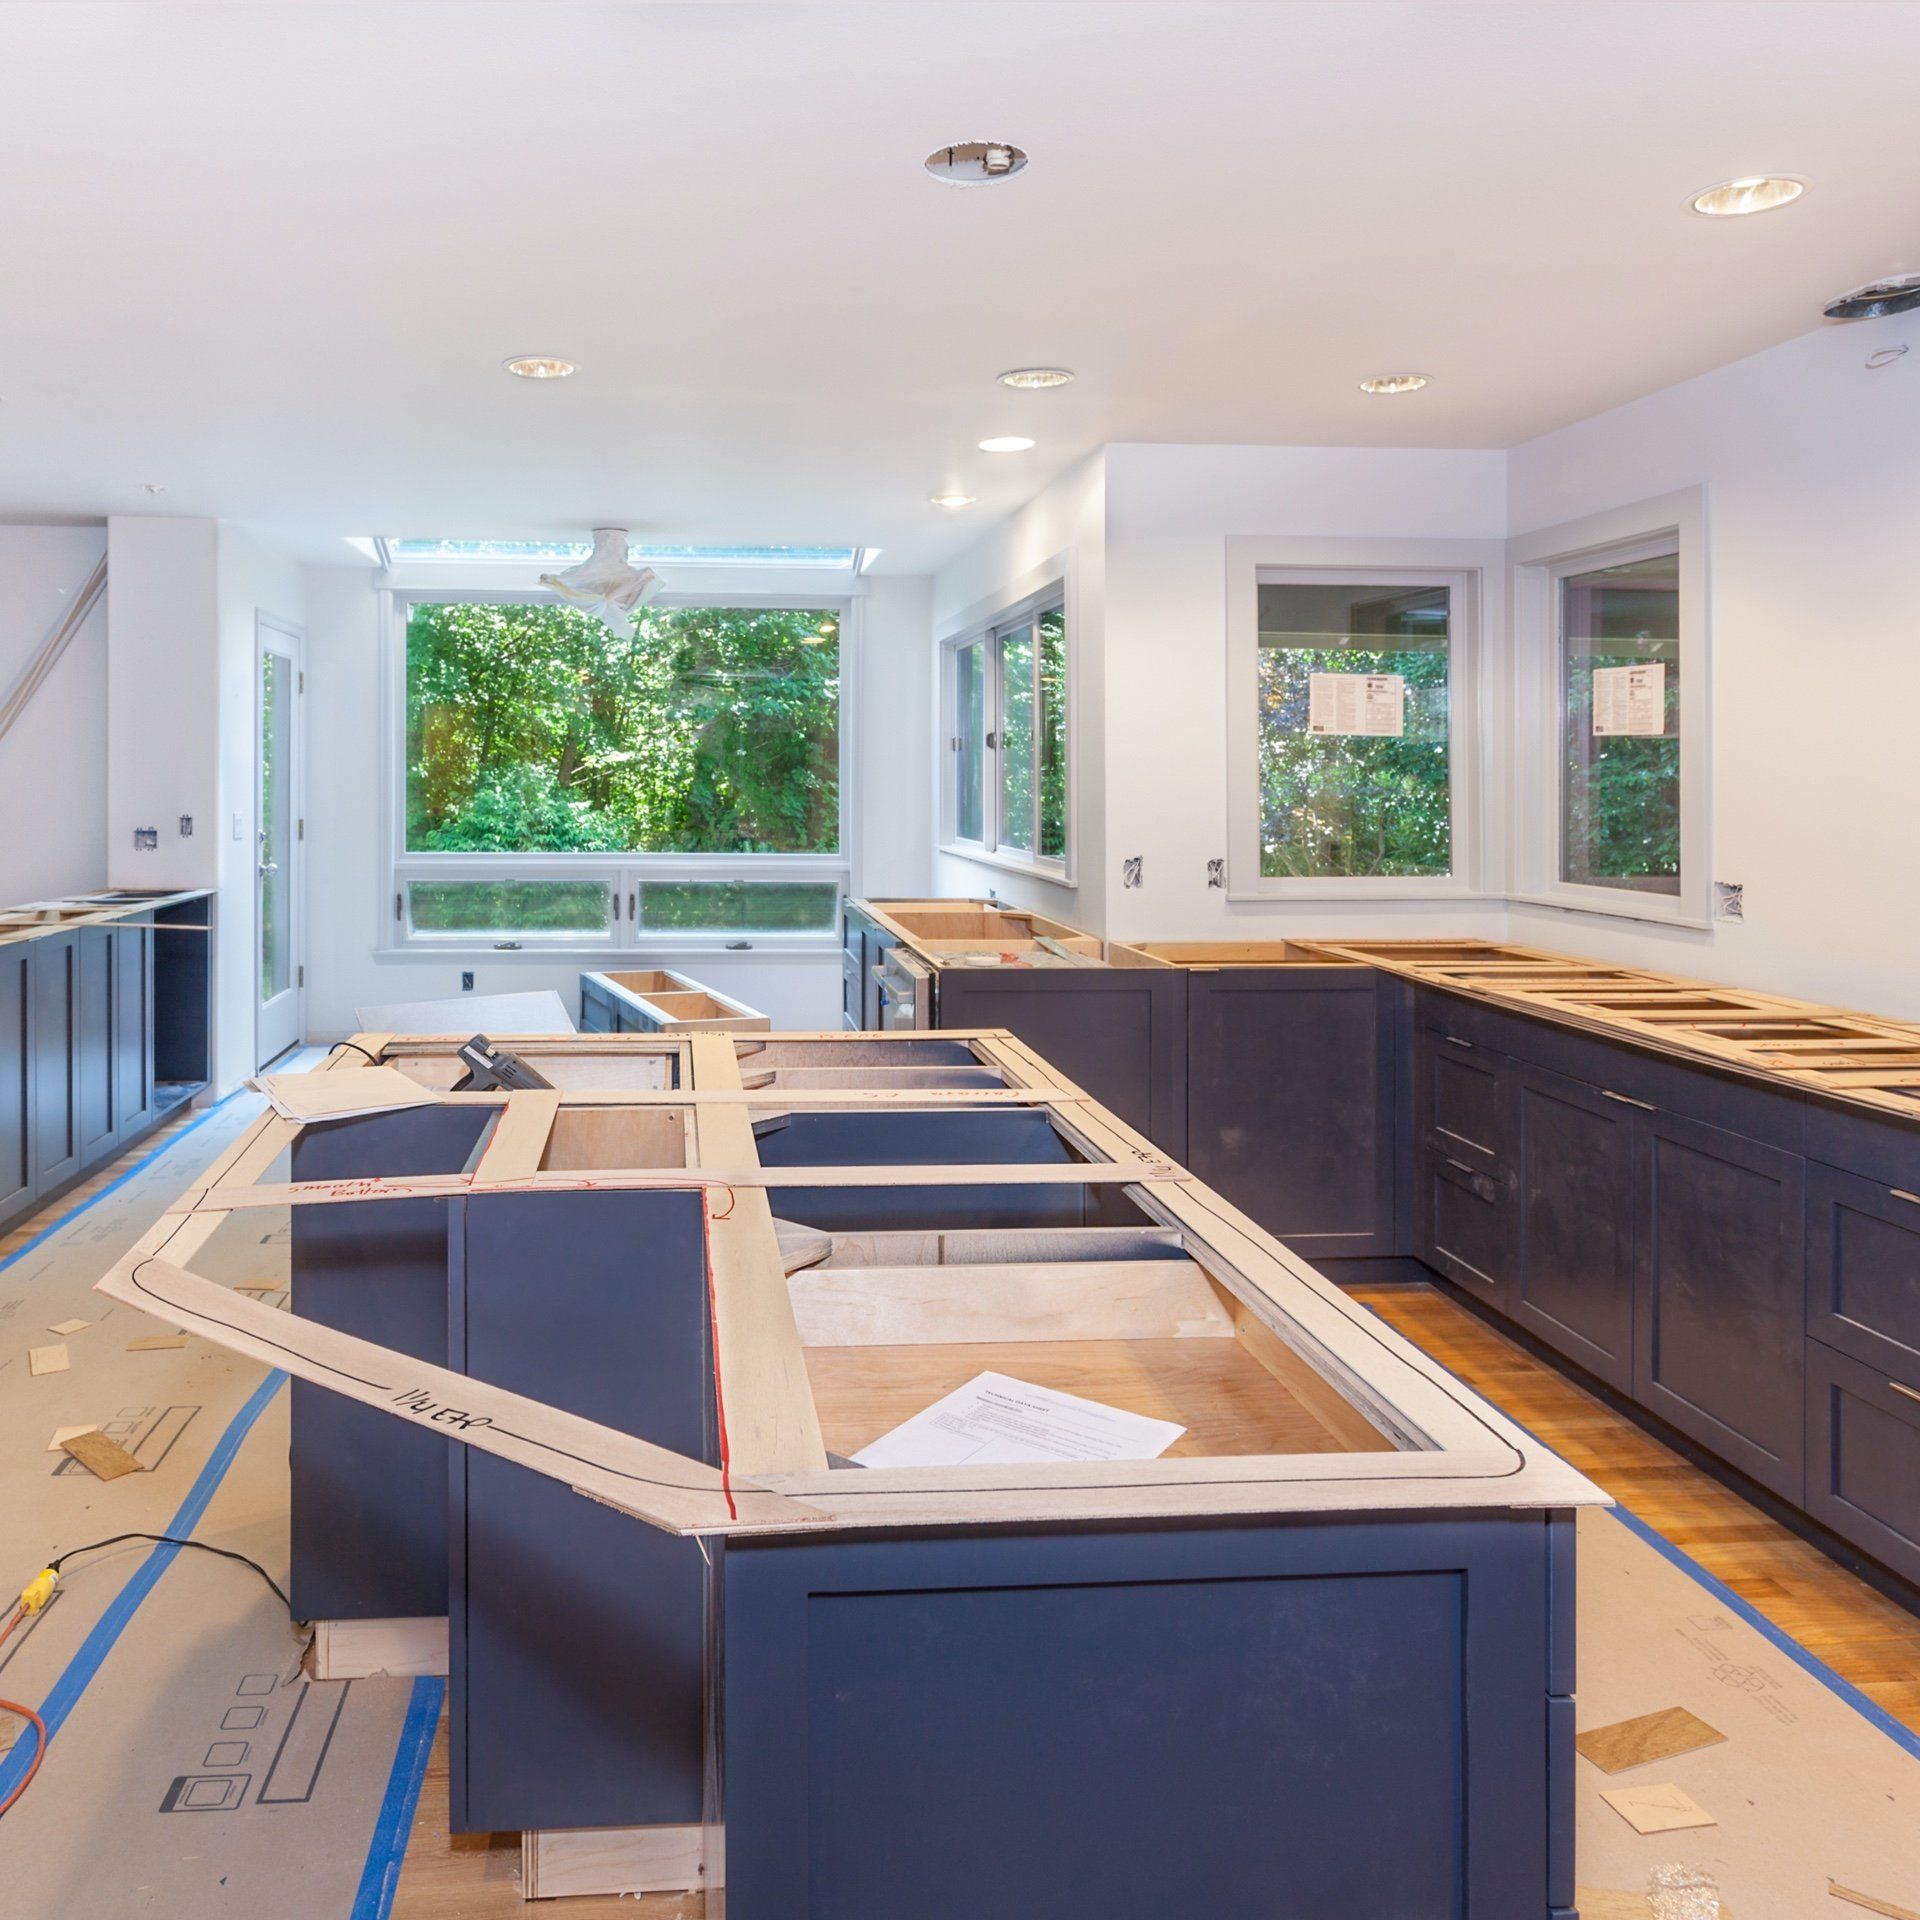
387,538 -> 861,569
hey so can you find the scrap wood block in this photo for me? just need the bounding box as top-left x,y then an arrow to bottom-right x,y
60,1428 -> 143,1480
1598,1780 -> 1717,1835
1576,1704 -> 1726,1773
28,1343 -> 70,1376
1577,1892 -> 1735,1920
47,1317 -> 90,1336
234,1278 -> 283,1294
126,1333 -> 189,1351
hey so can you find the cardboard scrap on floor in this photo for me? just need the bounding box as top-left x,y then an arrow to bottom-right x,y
28,1343 -> 70,1375
47,1317 -> 90,1336
126,1332 -> 188,1351
59,1428 -> 143,1480
1578,1705 -> 1727,1774
1831,1883 -> 1920,1920
1600,1780 -> 1717,1835
47,1424 -> 98,1452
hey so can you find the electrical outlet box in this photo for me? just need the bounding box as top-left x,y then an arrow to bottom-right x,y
1713,880 -> 1745,921
461,971 -> 476,992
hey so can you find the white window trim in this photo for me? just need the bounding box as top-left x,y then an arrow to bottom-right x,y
1223,536 -> 1505,900
1509,488 -> 1709,930
935,565 -> 1076,889
377,579 -> 859,958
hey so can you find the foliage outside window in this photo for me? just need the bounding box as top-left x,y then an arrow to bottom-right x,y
1559,553 -> 1681,895
945,600 -> 1068,870
1257,582 -> 1452,879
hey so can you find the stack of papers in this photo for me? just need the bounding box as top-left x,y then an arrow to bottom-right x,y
852,1371 -> 1186,1469
252,1065 -> 443,1124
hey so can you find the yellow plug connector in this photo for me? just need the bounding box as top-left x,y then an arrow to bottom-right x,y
19,1568 -> 58,1614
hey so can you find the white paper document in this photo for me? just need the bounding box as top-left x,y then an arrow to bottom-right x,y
852,1370 -> 1186,1470
251,1065 -> 444,1124
1308,671 -> 1405,736
1591,661 -> 1666,736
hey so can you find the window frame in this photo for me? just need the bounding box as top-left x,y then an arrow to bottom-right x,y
1509,489 -> 1709,929
937,577 -> 1074,886
1224,538 -> 1502,900
379,578 -> 858,958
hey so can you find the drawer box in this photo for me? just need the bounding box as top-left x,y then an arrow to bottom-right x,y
1805,1339 -> 1920,1588
579,969 -> 770,1034
1806,1164 -> 1920,1379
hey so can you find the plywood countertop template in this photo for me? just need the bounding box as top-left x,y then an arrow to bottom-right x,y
0,885 -> 213,946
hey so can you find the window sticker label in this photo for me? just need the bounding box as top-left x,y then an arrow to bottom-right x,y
1308,671 -> 1406,736
1592,661 -> 1666,736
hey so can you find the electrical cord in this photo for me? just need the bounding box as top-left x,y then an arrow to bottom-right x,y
46,1535 -> 292,1615
0,1607 -> 48,1819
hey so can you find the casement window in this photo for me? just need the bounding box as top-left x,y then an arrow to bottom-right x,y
941,594 -> 1069,877
384,575 -> 853,952
1511,492 -> 1707,926
1225,546 -> 1494,898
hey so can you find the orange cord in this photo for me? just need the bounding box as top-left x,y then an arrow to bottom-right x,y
0,1607 -> 49,1819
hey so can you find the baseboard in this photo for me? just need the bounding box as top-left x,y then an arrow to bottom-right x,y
308,1615 -> 448,1680
522,1823 -> 714,1898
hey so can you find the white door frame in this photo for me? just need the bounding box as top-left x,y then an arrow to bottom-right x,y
255,612 -> 306,1066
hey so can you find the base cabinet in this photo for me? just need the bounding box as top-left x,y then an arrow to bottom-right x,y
29,932 -> 81,1195
113,925 -> 157,1138
1634,1110 -> 1806,1502
0,948 -> 30,1217
1805,1340 -> 1920,1587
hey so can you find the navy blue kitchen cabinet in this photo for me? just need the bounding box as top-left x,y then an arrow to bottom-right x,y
721,1511 -> 1574,1920
1805,1339 -> 1920,1588
29,931 -> 81,1195
0,946 -> 30,1219
1510,1061 -> 1638,1393
1413,1013 -> 1514,1309
1182,966 -> 1398,1258
113,922 -> 157,1140
1806,1163 -> 1920,1380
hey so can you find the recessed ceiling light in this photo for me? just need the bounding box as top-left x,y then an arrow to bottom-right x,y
1825,273 -> 1920,321
978,435 -> 1035,453
998,366 -> 1075,390
925,142 -> 1028,186
1358,373 -> 1431,395
503,355 -> 578,379
930,493 -> 977,509
1689,176 -> 1805,218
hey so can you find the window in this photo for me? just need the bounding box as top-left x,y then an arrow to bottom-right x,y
942,597 -> 1069,875
1558,550 -> 1680,894
389,592 -> 849,948
1510,491 -> 1706,926
1226,552 -> 1488,897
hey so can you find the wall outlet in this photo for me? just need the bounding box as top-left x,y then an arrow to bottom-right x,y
460,971 -> 476,992
231,812 -> 244,841
177,814 -> 193,837
133,826 -> 158,850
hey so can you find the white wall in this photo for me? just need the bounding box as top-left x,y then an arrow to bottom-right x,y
929,454 -> 1108,929
0,525 -> 108,903
1506,311 -> 1920,1017
301,566 -> 933,1039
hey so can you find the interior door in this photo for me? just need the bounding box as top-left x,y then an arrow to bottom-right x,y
256,616 -> 305,1066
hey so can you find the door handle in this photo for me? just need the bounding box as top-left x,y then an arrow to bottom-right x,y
1889,1188 -> 1920,1208
257,860 -> 279,878
1601,1089 -> 1655,1111
1890,1380 -> 1920,1406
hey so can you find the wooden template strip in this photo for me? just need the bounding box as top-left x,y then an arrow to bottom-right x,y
167,1158 -> 1182,1217
686,1032 -> 827,1476
93,1251 -> 823,1537
419,1086 -> 1086,1109
472,1091 -> 561,1182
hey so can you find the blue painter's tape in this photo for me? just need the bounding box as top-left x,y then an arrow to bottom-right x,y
0,1086 -> 242,1276
0,1364 -> 288,1805
349,1676 -> 445,1920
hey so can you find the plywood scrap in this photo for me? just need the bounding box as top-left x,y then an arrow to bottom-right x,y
60,1428 -> 143,1480
126,1332 -> 189,1351
1599,1781 -> 1717,1835
47,1317 -> 90,1336
28,1343 -> 69,1375
1576,1891 -> 1734,1920
1577,1705 -> 1726,1773
1830,1883 -> 1920,1920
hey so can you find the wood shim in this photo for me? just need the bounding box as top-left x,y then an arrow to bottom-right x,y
1831,1885 -> 1920,1920
94,1250 -> 825,1538
127,1332 -> 189,1351
1575,1705 -> 1725,1774
28,1343 -> 69,1375
1576,1892 -> 1736,1920
1597,1781 -> 1717,1834
60,1428 -> 143,1480
47,1317 -> 90,1336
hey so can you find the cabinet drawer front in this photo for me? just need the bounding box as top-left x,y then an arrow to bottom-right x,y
1418,1033 -> 1507,1170
1807,1165 -> 1920,1378
1805,1340 -> 1920,1587
1418,1151 -> 1509,1304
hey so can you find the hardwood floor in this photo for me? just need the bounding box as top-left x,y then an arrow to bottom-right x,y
1356,1281 -> 1920,1735
0,1101 -> 209,1261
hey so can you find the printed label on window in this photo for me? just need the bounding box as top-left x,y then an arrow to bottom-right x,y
1592,662 -> 1666,736
1308,672 -> 1406,737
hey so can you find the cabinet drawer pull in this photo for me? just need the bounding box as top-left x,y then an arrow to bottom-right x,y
1891,1380 -> 1920,1406
1601,1089 -> 1655,1111
1444,1157 -> 1476,1178
1890,1188 -> 1920,1208
1442,1034 -> 1475,1049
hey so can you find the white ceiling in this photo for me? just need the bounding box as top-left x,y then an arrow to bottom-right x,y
3,0 -> 1918,572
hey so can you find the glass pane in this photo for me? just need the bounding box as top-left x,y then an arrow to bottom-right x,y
636,881 -> 840,934
408,879 -> 610,936
998,623 -> 1036,854
406,602 -> 840,855
1038,606 -> 1068,860
1560,553 -> 1680,894
954,642 -> 985,842
1256,583 -> 1451,878
259,651 -> 292,1001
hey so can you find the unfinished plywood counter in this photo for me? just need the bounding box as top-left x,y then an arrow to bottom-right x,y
104,1024 -> 1603,1918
